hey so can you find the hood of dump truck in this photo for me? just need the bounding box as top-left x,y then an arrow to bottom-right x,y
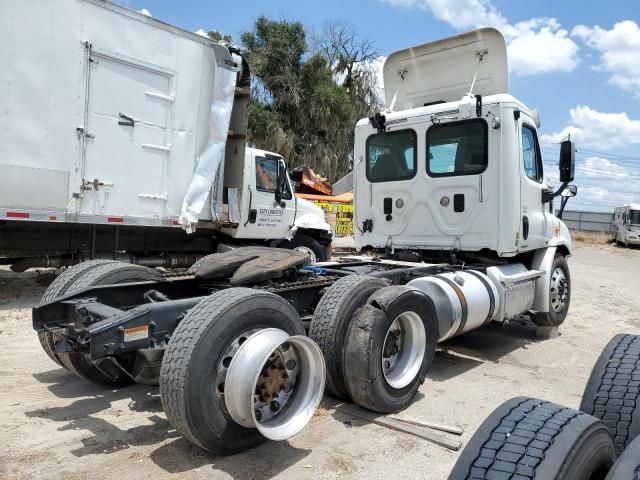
383,27 -> 508,111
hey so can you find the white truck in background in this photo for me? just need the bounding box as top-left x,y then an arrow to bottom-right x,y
612,204 -> 640,246
0,0 -> 332,271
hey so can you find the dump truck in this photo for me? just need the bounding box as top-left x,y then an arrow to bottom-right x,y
32,25 -> 578,454
0,0 -> 333,272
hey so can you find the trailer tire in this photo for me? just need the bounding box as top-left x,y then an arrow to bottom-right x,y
449,397 -> 616,480
58,262 -> 162,386
534,254 -> 571,327
159,288 -> 305,454
38,260 -> 117,367
605,436 -> 640,479
343,286 -> 438,413
580,333 -> 640,455
309,275 -> 389,399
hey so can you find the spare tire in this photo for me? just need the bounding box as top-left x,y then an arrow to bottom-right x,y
58,262 -> 162,386
309,275 -> 389,399
160,288 -> 305,454
580,333 -> 640,455
605,435 -> 640,479
343,286 -> 438,413
449,397 -> 615,480
38,260 -> 117,367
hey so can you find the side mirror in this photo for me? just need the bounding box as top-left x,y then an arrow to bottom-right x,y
561,185 -> 577,197
559,140 -> 575,182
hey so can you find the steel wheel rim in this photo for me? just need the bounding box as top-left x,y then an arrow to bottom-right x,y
550,267 -> 569,313
293,246 -> 317,264
381,311 -> 426,389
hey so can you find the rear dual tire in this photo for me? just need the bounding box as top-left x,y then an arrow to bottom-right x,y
159,288 -> 305,454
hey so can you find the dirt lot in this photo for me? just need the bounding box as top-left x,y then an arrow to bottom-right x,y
1,242 -> 639,480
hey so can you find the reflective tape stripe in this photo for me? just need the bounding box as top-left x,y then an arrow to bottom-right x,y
107,217 -> 124,223
7,211 -> 29,218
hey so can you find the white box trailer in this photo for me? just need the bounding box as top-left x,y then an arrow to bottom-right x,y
0,0 -> 332,270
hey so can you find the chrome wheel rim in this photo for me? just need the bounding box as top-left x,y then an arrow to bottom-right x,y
550,267 -> 569,313
381,311 -> 426,389
223,328 -> 325,441
293,246 -> 317,264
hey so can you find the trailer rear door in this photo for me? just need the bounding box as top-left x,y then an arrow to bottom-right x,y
79,48 -> 174,220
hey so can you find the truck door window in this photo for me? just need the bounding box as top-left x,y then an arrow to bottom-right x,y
255,156 -> 292,199
366,129 -> 417,182
426,119 -> 487,177
522,125 -> 543,183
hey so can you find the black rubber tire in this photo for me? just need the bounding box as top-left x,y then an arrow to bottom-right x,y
449,397 -> 616,480
38,260 -> 117,367
342,286 -> 438,413
580,333 -> 640,455
308,275 -> 389,399
534,254 -> 571,327
58,262 -> 162,386
288,233 -> 328,262
605,435 -> 640,479
159,288 -> 305,454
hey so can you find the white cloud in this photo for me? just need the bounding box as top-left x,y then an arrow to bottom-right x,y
380,0 -> 579,76
541,105 -> 640,150
503,19 -> 578,75
138,8 -> 152,17
582,156 -> 627,178
194,29 -> 208,38
572,20 -> 640,96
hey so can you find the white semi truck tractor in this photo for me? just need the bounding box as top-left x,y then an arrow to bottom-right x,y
32,26 -> 577,454
0,0 -> 332,271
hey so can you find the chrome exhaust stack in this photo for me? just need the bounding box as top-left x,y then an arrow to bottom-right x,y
224,328 -> 325,441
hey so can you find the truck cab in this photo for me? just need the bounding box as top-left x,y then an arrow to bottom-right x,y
354,28 -> 573,261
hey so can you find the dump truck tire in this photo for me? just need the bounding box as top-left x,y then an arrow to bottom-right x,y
343,286 -> 437,413
534,254 -> 571,327
57,262 -> 162,386
38,260 -> 117,367
580,333 -> 640,455
160,288 -> 305,454
278,234 -> 327,263
309,275 -> 389,399
449,397 -> 615,480
605,435 -> 640,479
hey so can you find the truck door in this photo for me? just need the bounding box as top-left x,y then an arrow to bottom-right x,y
241,152 -> 295,239
518,117 -> 547,250
78,49 -> 174,220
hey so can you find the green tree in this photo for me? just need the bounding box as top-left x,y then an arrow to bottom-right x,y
240,17 -> 380,182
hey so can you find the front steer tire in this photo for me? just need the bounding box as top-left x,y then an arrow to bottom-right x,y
309,275 -> 389,400
57,262 -> 162,386
580,333 -> 640,455
159,288 -> 305,454
38,259 -> 117,367
449,397 -> 615,480
534,254 -> 571,327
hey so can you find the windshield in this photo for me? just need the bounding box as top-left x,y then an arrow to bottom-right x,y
631,210 -> 640,225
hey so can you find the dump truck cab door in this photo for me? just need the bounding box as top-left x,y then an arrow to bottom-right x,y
238,150 -> 295,239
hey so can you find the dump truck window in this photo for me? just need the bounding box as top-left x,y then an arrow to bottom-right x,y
426,119 -> 487,177
522,125 -> 543,183
631,211 -> 640,225
255,156 -> 292,199
366,130 -> 417,182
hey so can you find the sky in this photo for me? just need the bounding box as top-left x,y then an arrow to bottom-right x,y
122,0 -> 640,212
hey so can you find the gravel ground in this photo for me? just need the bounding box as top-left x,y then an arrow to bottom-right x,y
1,242 -> 639,480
